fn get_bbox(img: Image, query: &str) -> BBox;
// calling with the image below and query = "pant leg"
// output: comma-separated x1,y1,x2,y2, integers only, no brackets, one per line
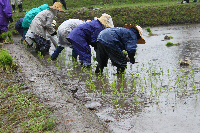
95,42,109,73
60,0,67,10
72,48,78,59
53,0,57,4
69,39,91,64
34,34,50,55
97,42,127,70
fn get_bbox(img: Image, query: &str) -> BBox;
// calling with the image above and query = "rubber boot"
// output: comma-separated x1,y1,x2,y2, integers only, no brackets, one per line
61,1,68,10
117,67,125,74
0,35,4,43
12,5,16,13
51,46,64,60
40,45,46,56
72,48,78,60
95,65,104,73
18,4,26,12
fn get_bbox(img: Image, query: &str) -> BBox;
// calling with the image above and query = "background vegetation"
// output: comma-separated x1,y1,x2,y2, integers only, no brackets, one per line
9,0,200,34
0,48,56,132
2,0,200,132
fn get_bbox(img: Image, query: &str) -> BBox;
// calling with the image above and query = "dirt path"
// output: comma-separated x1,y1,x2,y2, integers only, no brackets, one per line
4,43,109,133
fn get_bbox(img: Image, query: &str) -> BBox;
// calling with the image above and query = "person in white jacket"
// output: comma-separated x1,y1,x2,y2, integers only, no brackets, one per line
25,20,58,48
29,2,65,56
51,19,90,60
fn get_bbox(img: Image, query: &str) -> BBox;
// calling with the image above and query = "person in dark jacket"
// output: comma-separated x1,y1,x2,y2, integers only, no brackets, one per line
0,0,13,43
15,18,25,43
66,13,114,67
95,24,145,74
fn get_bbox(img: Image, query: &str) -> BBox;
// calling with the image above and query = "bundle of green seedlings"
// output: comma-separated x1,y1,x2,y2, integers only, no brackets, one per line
0,31,13,44
145,27,154,36
165,42,180,46
0,48,17,70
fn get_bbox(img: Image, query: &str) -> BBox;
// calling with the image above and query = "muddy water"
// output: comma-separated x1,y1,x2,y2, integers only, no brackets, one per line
23,23,200,132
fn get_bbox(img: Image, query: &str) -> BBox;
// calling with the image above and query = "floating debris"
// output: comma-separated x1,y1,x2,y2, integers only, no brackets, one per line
164,35,173,40
180,59,190,66
166,42,180,46
164,35,170,40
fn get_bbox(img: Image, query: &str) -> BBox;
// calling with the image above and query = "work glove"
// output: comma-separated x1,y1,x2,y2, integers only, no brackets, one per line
128,52,136,64
8,17,13,23
50,31,57,36
51,46,64,60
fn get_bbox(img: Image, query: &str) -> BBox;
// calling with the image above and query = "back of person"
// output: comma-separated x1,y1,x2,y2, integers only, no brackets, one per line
0,0,13,32
22,4,48,32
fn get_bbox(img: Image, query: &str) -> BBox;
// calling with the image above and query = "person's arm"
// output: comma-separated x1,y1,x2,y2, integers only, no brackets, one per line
46,11,56,35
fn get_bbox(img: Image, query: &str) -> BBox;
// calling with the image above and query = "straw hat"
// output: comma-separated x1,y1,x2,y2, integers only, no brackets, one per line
123,24,145,44
49,2,65,12
98,13,114,28
86,20,91,22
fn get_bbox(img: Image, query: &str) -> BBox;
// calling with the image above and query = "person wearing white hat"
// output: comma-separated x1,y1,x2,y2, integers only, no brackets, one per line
66,13,114,67
29,2,65,56
51,19,86,60
95,24,145,74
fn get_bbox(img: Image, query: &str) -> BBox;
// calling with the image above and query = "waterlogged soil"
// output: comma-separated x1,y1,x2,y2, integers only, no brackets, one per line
3,42,109,132
8,23,200,133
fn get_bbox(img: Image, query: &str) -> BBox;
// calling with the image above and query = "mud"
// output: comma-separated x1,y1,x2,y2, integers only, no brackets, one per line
4,42,109,133
6,23,200,133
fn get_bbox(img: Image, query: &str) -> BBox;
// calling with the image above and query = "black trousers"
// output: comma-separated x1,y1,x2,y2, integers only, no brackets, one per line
96,42,127,71
53,0,67,9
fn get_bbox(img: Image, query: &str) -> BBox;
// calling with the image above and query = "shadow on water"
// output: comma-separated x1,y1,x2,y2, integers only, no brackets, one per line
23,23,200,133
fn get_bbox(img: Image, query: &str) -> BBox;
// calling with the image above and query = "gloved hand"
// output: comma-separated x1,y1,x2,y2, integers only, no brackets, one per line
128,52,136,64
50,31,57,36
51,46,64,60
8,17,13,23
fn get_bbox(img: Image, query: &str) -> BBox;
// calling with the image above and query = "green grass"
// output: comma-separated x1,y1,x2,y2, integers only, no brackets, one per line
8,0,200,35
0,48,15,70
0,83,56,132
0,51,56,132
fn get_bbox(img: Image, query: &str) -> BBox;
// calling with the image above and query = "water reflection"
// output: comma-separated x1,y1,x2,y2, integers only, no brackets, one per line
26,23,200,133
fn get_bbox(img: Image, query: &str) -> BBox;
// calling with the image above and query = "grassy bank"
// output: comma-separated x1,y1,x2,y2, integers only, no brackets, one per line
58,2,200,27
0,48,56,132
8,0,200,34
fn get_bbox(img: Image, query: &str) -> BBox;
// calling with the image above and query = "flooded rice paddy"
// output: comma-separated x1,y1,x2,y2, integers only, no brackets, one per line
25,23,200,132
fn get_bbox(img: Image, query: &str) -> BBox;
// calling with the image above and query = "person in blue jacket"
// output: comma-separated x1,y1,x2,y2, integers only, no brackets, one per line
95,24,145,74
66,13,114,67
13,4,49,44
15,18,25,43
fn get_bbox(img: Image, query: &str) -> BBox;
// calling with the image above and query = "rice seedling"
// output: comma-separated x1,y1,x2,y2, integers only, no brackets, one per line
166,42,180,47
145,27,154,35
134,93,138,106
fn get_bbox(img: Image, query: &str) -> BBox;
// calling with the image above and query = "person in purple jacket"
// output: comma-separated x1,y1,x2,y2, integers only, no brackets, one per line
0,0,13,43
66,13,114,67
